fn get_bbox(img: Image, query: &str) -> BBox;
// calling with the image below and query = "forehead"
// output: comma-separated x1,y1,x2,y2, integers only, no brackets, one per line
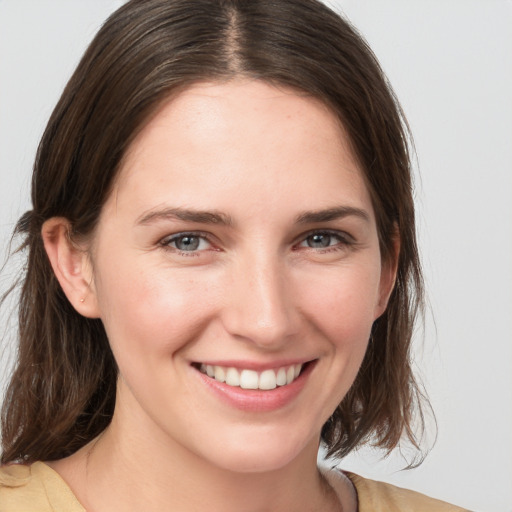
108,79,373,222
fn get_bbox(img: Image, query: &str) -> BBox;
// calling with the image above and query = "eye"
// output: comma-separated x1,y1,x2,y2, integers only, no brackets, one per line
296,230,353,251
161,232,212,253
304,233,336,248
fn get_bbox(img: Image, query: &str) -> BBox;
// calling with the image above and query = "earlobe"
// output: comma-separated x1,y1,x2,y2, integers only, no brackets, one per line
41,218,100,318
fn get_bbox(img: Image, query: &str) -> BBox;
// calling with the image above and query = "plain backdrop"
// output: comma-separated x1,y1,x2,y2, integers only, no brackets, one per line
1,1,511,511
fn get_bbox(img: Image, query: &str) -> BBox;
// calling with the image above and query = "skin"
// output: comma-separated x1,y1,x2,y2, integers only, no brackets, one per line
43,80,397,512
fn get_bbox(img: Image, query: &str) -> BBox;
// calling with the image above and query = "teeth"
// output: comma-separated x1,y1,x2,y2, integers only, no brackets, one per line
199,363,304,390
240,369,259,389
276,367,287,386
259,369,277,390
286,366,295,385
214,366,226,383
225,367,240,387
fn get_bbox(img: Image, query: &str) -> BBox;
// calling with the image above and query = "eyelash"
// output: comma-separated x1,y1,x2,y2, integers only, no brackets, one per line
158,229,354,257
159,231,215,256
294,230,355,253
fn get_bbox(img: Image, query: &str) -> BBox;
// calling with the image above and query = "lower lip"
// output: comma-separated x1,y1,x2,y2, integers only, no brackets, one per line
194,362,315,412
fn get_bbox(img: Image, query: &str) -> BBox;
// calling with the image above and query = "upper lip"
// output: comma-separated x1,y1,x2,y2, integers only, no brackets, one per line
191,359,315,371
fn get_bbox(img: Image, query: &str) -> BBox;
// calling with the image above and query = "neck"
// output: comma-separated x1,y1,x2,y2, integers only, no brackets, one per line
81,418,337,512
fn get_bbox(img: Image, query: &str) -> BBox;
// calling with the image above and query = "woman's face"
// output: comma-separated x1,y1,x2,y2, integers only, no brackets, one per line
85,80,395,473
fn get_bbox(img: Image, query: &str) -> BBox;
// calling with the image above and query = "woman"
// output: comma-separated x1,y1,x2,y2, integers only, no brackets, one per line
0,0,468,510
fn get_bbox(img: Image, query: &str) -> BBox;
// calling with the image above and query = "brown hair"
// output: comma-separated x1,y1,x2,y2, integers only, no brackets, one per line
1,0,426,464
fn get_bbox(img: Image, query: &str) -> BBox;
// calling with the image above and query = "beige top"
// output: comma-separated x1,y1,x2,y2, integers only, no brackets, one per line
0,461,471,511
0,462,84,512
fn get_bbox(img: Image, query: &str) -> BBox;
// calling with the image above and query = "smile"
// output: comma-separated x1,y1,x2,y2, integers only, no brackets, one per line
198,363,303,390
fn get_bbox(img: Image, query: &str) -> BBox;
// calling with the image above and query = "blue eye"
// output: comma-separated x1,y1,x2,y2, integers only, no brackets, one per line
301,233,341,249
163,233,211,252
300,232,346,249
305,233,335,248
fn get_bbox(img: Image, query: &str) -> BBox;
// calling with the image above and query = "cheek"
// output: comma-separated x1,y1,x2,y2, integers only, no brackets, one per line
93,259,218,363
291,265,381,418
297,263,382,345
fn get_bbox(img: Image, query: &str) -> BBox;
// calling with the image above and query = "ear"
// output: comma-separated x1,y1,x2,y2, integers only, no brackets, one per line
42,217,100,318
374,229,400,319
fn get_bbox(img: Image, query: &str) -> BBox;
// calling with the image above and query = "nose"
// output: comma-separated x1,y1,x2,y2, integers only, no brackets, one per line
220,252,299,349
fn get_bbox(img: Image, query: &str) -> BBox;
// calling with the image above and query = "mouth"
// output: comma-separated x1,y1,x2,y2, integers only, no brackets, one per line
192,362,310,391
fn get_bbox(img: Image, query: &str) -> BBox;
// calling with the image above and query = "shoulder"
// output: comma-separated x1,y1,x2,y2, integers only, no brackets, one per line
0,462,84,512
345,472,472,512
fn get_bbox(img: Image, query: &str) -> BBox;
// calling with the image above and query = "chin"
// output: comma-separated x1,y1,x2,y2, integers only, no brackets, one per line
212,452,300,475
196,428,319,475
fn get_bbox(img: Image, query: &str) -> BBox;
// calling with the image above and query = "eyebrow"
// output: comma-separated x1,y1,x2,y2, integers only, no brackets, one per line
295,206,370,224
136,205,370,227
136,207,233,226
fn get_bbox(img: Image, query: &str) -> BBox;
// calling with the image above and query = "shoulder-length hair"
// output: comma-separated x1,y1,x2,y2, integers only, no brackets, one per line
1,0,425,464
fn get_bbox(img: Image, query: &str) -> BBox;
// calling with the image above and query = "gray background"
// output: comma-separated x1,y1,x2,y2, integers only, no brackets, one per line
1,1,511,511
